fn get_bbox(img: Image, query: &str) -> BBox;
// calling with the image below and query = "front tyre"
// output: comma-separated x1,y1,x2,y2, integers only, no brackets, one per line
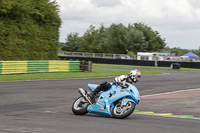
112,101,135,119
72,96,89,115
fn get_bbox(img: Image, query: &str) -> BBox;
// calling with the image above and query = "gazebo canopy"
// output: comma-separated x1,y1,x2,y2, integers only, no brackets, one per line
181,52,199,58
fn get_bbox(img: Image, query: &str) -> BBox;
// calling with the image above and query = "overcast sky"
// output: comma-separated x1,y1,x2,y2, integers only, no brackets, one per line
53,0,200,50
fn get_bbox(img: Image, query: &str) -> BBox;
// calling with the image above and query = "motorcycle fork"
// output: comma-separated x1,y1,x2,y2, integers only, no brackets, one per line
78,88,93,105
121,98,125,107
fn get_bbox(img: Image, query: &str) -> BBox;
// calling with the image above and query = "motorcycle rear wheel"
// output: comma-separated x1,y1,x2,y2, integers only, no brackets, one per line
72,96,89,115
112,101,135,119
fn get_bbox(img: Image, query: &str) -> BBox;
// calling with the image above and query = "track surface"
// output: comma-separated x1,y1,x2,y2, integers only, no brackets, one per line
0,66,200,133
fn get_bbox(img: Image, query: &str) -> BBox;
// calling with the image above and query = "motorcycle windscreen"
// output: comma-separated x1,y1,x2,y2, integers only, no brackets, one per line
87,84,98,91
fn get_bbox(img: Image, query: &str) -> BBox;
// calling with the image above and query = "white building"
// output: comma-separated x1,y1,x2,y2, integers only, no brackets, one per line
137,52,175,61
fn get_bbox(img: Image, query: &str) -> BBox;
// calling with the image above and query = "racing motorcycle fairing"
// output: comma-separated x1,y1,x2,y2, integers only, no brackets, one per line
87,83,140,116
88,84,98,91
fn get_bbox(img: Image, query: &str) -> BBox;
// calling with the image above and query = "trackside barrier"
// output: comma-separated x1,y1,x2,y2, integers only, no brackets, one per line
58,56,200,69
0,60,80,75
28,61,49,73
171,63,181,69
80,60,92,72
70,61,81,72
1,61,28,74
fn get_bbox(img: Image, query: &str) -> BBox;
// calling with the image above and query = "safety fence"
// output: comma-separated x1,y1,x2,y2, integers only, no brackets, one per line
58,51,137,59
0,60,80,75
59,56,200,69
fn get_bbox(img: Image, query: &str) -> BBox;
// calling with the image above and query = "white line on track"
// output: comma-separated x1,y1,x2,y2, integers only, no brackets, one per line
139,87,200,120
134,113,200,120
141,88,200,97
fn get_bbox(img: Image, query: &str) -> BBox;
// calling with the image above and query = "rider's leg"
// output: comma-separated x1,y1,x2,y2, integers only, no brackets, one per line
88,81,109,101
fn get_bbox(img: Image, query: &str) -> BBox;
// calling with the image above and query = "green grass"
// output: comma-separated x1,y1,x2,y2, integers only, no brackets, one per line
94,63,200,72
0,68,162,81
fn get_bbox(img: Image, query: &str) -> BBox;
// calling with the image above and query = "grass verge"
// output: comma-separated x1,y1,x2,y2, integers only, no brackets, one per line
94,63,200,72
0,68,162,81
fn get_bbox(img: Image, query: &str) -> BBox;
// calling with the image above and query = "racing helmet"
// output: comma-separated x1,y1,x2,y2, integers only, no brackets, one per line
129,69,141,83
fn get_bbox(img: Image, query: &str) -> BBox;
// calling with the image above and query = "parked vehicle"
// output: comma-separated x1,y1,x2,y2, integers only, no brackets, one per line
165,56,182,61
116,55,133,60
72,83,140,119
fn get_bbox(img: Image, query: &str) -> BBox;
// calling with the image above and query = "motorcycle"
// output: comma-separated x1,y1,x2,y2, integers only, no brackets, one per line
72,82,140,119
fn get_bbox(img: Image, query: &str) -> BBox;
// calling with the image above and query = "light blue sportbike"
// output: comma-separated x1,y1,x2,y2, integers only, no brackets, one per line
72,82,140,119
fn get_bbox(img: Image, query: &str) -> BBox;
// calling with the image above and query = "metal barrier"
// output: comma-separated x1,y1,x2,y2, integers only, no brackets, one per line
58,51,137,59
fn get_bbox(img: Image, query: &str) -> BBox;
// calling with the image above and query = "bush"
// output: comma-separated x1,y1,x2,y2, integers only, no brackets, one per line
0,0,61,60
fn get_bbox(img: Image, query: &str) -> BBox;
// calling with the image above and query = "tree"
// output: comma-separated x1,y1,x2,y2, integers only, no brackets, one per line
104,24,127,54
134,23,166,52
78,25,98,52
62,33,82,52
93,24,107,53
0,0,61,60
125,24,148,54
62,23,167,55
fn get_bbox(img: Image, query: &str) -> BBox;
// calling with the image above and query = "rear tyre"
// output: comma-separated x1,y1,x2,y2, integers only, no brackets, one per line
112,101,135,119
72,96,89,115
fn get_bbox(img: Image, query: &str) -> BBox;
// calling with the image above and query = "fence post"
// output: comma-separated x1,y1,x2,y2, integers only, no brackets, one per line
87,61,92,72
153,54,158,67
80,60,85,72
80,60,92,72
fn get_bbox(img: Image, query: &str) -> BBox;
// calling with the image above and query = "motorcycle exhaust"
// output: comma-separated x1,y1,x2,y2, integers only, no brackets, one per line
78,88,93,105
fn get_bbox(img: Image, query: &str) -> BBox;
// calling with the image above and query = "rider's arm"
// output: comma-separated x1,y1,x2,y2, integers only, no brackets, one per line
114,75,127,86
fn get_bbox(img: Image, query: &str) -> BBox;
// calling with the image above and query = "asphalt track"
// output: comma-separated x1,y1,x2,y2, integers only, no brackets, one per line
0,66,200,133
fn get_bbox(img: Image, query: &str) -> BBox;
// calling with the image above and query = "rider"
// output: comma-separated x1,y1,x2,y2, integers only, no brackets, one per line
88,69,141,101
114,69,141,86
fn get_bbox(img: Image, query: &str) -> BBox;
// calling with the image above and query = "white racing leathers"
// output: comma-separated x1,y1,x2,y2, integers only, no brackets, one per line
114,75,129,86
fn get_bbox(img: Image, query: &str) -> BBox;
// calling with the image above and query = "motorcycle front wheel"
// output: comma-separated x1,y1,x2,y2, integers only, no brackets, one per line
112,101,135,119
72,96,89,115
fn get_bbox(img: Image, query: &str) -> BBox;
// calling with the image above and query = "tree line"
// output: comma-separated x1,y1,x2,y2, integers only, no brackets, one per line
61,23,167,55
0,0,61,60
61,23,200,57
161,46,200,57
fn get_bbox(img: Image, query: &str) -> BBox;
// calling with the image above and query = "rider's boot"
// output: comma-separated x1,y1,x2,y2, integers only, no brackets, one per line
88,86,101,103
88,81,110,103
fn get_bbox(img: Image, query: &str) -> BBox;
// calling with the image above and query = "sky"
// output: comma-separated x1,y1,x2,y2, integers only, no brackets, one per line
53,0,200,50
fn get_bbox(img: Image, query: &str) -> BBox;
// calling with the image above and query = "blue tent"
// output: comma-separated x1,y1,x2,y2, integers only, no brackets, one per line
181,52,199,58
